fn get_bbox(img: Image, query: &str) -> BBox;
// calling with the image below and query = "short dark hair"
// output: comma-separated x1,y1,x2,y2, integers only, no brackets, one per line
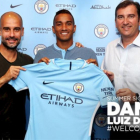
53,9,75,26
115,0,140,19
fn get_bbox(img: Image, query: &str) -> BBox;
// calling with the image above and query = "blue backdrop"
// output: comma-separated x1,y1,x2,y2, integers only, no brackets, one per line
0,0,140,139
2,0,140,66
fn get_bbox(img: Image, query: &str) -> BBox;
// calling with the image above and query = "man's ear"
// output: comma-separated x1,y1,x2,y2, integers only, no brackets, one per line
52,26,55,34
115,19,117,28
73,25,76,33
21,27,24,36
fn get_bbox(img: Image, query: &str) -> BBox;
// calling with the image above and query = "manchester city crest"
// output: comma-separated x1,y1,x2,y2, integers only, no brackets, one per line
35,0,49,14
94,24,109,38
34,44,46,55
95,113,107,127
73,83,84,93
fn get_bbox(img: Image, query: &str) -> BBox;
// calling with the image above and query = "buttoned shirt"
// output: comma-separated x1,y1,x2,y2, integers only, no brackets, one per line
34,43,97,63
101,33,140,94
54,43,75,58
101,33,140,126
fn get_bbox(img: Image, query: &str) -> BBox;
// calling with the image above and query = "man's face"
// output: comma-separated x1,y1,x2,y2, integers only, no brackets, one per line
115,5,140,39
0,14,24,49
52,13,76,43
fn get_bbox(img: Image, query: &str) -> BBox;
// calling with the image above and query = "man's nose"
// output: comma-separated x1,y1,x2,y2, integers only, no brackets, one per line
62,24,66,30
123,17,129,25
9,30,14,37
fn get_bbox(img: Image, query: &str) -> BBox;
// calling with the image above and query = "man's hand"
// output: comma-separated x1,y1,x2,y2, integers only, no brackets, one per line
86,59,98,66
4,66,26,80
0,66,26,88
75,42,84,48
38,57,50,64
116,88,136,103
103,70,114,82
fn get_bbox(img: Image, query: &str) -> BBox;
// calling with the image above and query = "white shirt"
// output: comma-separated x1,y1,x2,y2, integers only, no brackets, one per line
101,33,140,126
101,33,140,93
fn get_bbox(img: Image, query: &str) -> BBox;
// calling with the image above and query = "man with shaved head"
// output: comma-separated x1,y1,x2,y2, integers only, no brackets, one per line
0,12,33,140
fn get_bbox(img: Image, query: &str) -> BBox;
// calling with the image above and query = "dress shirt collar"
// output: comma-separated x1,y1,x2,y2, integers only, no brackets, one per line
133,32,140,47
116,32,140,48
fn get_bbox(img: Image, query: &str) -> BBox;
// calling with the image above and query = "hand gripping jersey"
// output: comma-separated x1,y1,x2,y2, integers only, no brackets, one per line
9,59,117,140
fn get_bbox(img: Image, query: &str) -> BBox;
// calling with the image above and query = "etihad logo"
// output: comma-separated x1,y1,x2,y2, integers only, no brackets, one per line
10,4,22,8
41,93,83,108
31,27,51,34
17,48,27,52
56,4,76,8
55,4,76,10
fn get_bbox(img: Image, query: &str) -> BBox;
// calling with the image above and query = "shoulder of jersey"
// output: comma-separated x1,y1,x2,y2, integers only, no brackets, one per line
87,63,105,76
23,62,46,70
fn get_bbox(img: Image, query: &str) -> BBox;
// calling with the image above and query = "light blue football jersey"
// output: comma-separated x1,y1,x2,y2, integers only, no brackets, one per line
9,59,117,140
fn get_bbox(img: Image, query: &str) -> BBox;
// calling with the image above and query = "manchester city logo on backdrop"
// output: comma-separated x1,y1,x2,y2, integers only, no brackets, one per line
35,0,49,14
94,24,109,38
73,83,84,93
34,44,46,55
95,114,107,127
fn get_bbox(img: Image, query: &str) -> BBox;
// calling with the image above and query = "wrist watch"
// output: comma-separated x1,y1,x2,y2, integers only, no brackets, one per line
135,93,139,102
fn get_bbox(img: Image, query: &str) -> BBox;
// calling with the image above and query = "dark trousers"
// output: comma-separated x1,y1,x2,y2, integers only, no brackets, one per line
0,123,25,140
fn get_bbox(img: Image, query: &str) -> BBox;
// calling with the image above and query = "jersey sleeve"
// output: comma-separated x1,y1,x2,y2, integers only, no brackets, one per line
8,63,46,92
98,75,118,107
8,75,28,92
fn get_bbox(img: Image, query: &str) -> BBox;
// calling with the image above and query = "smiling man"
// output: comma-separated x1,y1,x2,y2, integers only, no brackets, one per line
52,10,76,50
34,9,98,140
101,0,140,139
0,12,33,140
34,10,97,65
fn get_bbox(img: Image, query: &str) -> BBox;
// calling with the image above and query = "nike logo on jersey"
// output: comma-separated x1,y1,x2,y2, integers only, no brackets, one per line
10,4,22,8
43,81,54,85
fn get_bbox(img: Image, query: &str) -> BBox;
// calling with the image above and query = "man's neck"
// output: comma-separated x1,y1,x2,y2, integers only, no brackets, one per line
56,40,73,51
122,32,139,48
0,44,17,62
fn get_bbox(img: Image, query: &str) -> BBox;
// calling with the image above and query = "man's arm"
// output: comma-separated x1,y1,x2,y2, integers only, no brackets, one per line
103,70,114,82
0,66,26,88
101,55,114,82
